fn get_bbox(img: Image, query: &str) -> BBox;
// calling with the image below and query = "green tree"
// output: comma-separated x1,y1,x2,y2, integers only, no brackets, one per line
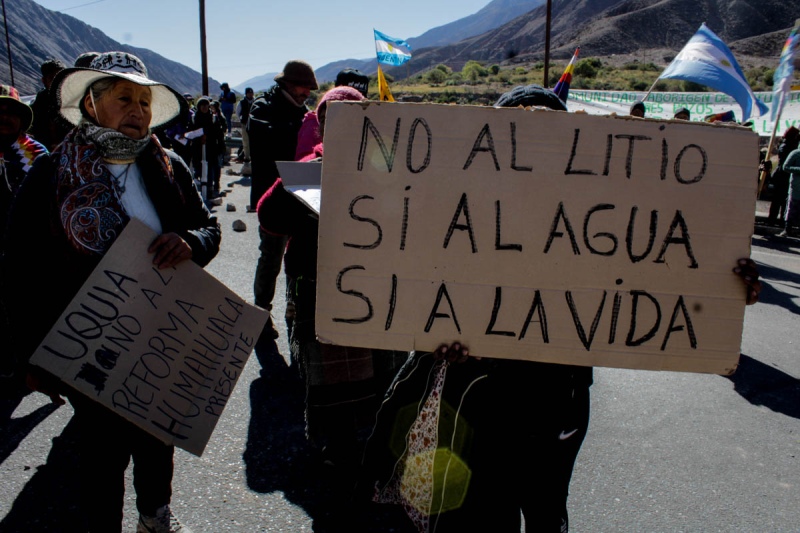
462,60,489,83
425,68,447,85
574,57,602,78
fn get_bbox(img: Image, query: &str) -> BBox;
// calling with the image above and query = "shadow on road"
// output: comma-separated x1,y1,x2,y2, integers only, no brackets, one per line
0,414,86,532
725,354,800,420
242,338,414,532
752,231,800,258
0,385,59,467
749,260,800,316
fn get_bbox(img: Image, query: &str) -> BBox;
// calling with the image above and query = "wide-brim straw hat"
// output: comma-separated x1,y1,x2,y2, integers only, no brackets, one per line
52,51,185,128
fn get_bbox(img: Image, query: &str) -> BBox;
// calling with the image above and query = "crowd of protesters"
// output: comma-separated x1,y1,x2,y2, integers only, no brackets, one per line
0,51,768,533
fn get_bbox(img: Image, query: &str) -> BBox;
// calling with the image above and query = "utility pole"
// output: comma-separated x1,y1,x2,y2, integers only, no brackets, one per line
543,0,552,88
1,0,14,86
199,0,208,96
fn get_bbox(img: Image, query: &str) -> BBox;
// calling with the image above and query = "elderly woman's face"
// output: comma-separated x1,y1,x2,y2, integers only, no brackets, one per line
85,80,152,139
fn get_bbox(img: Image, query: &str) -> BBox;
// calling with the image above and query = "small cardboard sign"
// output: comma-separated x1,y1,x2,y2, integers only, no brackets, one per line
30,220,269,456
277,160,322,214
315,101,758,375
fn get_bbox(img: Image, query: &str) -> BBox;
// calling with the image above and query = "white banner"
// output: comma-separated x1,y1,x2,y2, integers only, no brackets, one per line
568,90,800,137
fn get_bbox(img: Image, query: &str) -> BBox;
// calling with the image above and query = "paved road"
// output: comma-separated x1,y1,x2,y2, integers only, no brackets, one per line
1,164,798,532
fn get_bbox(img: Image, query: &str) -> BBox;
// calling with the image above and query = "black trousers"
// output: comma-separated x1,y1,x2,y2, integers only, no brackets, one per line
70,395,174,532
362,355,592,533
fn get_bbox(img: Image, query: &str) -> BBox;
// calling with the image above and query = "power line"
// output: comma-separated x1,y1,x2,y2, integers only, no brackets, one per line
57,0,112,12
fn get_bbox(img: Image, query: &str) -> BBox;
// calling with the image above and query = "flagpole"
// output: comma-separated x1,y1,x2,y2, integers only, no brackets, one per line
543,0,552,87
757,98,786,196
640,78,660,105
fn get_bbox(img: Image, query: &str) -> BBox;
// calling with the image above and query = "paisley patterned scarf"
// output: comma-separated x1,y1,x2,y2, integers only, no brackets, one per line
54,122,180,255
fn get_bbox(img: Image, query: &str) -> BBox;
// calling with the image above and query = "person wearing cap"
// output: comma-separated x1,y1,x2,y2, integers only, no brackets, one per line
3,51,219,533
30,58,68,151
629,100,646,118
248,59,318,341
295,68,370,161
673,107,691,120
360,85,763,533
335,68,370,98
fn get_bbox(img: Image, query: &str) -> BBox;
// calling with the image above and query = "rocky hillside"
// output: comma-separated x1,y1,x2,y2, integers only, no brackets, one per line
311,0,545,83
1,0,220,95
408,0,544,49
386,0,800,77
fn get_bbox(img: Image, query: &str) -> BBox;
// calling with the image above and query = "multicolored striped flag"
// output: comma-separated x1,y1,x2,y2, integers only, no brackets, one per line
375,29,412,67
553,47,579,104
771,23,800,122
657,23,768,122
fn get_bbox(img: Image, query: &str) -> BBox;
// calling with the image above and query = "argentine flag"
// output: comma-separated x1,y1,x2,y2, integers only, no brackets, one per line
375,29,412,67
658,23,768,122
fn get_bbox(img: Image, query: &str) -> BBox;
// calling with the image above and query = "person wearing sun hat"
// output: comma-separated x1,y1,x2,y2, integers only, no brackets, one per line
0,85,47,236
247,59,318,342
0,85,48,382
3,51,218,533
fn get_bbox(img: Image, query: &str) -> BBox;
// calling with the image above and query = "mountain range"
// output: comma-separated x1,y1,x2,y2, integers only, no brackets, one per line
3,0,799,97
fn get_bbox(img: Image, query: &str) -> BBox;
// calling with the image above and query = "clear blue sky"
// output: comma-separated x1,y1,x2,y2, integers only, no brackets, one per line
32,0,492,86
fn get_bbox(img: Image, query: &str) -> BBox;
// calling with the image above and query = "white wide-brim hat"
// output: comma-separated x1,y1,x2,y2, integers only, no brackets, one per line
52,51,185,128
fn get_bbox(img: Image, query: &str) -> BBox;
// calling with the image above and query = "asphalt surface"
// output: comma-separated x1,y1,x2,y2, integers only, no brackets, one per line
1,162,798,532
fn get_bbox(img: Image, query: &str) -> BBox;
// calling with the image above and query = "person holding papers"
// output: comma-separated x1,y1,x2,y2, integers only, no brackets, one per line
191,96,225,197
257,84,407,475
3,51,219,533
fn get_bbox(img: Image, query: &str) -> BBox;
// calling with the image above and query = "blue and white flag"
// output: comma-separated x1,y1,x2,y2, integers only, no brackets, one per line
658,23,768,122
374,29,412,67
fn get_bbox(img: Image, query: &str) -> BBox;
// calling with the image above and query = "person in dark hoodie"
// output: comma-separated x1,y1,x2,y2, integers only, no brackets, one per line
247,59,318,340
358,85,763,533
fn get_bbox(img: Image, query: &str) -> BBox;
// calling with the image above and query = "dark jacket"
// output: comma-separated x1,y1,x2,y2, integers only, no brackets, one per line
191,110,225,164
29,88,72,151
247,84,308,206
2,145,221,369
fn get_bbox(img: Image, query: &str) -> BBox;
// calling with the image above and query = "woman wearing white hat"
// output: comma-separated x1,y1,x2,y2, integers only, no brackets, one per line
3,51,219,533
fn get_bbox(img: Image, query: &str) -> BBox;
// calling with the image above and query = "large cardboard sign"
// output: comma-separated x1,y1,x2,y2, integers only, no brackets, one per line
316,101,759,374
30,220,269,456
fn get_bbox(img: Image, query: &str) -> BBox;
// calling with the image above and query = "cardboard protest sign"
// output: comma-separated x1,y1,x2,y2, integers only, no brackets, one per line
30,219,269,456
315,101,759,374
